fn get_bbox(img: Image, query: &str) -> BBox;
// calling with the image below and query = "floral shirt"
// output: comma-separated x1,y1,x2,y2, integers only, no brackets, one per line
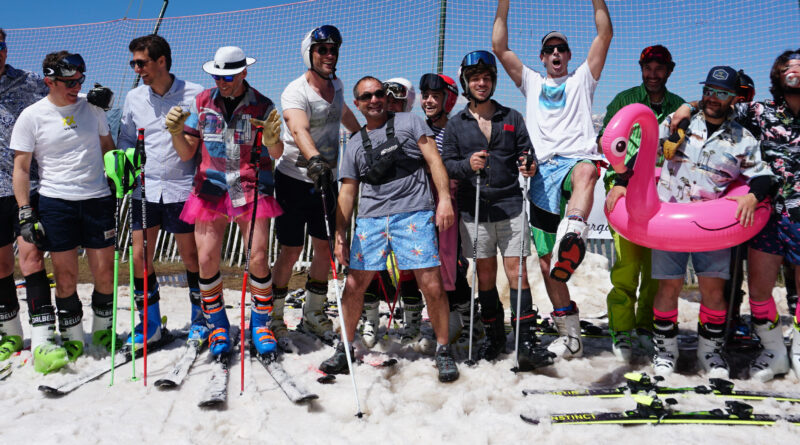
656,112,772,203
733,100,800,219
0,65,48,197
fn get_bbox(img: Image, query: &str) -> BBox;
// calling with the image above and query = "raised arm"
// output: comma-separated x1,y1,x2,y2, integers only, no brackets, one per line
492,0,525,87
586,0,613,81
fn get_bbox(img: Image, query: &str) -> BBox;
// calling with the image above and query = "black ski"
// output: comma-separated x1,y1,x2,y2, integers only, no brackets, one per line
521,395,800,426
522,372,800,403
198,326,239,407
252,348,318,404
154,337,205,389
38,329,176,396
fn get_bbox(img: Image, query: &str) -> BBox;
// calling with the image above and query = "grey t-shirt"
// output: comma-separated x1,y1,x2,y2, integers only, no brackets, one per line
339,112,434,218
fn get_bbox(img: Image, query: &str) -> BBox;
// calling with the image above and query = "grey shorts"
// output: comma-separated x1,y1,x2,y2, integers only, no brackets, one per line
459,211,531,259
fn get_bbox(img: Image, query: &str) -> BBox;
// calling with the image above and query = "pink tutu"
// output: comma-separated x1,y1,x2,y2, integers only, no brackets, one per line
180,193,283,224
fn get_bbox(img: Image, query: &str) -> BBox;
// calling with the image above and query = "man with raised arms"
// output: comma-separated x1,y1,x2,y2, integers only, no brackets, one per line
492,0,612,360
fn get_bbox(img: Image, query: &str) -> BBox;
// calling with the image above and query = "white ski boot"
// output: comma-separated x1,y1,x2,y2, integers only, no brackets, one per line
750,317,790,382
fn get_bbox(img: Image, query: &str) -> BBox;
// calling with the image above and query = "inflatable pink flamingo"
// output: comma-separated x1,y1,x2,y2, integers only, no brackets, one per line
601,103,771,252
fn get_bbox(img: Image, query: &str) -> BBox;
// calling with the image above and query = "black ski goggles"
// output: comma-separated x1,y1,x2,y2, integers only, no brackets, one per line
311,25,342,45
461,50,495,69
383,82,408,100
44,54,86,78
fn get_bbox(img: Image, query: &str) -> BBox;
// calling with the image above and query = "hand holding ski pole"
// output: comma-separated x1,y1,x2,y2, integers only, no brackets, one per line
517,149,537,177
470,150,488,173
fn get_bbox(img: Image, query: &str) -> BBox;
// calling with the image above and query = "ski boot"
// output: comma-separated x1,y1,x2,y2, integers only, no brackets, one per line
0,308,23,361
435,344,459,382
31,309,69,374
188,303,210,342
749,316,790,382
791,316,800,379
452,302,485,357
250,287,278,355
57,298,85,362
514,313,555,371
360,300,380,348
652,321,679,377
202,293,231,356
550,217,588,282
401,303,424,345
697,322,729,379
636,328,656,357
127,300,162,350
90,292,116,352
302,278,337,344
546,302,583,359
478,315,507,361
611,330,635,363
319,342,354,375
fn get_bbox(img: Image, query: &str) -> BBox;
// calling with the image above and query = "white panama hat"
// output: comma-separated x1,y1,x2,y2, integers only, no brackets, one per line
202,46,256,75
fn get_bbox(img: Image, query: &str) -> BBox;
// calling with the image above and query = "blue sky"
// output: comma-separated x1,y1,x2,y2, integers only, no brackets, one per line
4,1,800,119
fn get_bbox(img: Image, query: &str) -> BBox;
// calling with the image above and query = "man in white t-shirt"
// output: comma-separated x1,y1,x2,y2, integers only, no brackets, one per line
492,0,612,359
11,51,117,374
271,25,360,346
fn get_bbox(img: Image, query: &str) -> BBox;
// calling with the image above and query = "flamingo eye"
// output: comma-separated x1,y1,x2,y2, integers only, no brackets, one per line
611,137,627,158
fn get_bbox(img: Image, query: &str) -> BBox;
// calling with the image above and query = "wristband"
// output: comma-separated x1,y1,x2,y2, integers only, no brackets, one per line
682,102,697,114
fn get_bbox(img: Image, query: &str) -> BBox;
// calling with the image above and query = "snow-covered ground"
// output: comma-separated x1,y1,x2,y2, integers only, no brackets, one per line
2,252,799,444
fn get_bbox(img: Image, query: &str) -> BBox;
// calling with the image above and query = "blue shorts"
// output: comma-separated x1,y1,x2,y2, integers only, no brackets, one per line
750,212,800,265
651,248,731,280
350,210,440,271
38,195,116,252
132,198,194,234
274,170,336,246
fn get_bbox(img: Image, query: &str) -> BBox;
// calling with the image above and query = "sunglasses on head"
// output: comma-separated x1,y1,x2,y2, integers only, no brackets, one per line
44,54,86,78
212,74,236,82
314,45,338,57
542,44,570,55
55,74,86,88
356,89,386,101
129,58,150,69
703,87,736,100
0,42,6,51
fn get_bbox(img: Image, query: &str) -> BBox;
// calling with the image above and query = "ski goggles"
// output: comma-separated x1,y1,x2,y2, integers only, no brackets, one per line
212,74,236,82
54,74,86,88
542,44,570,55
0,42,6,51
703,86,736,100
461,50,495,69
311,25,342,45
44,54,86,78
383,82,408,100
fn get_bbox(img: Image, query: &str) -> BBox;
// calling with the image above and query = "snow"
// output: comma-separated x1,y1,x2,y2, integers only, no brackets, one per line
2,252,799,444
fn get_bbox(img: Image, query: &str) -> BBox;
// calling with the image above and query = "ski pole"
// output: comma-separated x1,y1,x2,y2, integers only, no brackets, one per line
240,126,263,394
134,128,150,386
723,244,744,348
103,149,127,385
467,165,482,366
127,195,138,382
320,182,363,418
514,174,530,369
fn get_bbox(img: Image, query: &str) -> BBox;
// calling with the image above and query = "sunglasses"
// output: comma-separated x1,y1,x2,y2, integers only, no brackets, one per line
0,42,6,51
55,74,86,88
212,74,236,82
356,89,386,101
314,45,338,57
129,58,150,69
542,44,570,55
703,87,735,100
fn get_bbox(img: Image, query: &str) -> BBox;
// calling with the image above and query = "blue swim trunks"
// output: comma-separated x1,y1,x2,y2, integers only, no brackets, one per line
349,210,440,271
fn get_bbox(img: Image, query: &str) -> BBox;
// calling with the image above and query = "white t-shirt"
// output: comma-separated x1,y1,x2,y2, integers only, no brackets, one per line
11,97,111,200
519,61,600,162
276,74,345,183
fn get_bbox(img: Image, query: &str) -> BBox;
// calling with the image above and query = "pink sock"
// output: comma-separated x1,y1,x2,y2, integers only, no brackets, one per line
699,305,726,325
653,308,678,324
749,298,778,322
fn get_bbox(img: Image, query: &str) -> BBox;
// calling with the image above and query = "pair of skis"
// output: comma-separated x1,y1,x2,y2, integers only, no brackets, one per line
521,372,800,426
154,327,317,406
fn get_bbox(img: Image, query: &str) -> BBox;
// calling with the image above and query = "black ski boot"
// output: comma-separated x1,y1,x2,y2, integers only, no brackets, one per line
479,315,507,361
319,342,353,375
514,312,555,371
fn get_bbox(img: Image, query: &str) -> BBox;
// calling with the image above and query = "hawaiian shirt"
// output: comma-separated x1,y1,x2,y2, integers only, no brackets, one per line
656,111,772,203
184,82,275,208
733,100,800,219
0,65,48,197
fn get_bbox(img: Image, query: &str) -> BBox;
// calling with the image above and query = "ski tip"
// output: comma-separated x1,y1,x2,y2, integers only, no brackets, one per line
520,414,541,425
297,394,320,403
38,385,65,396
317,374,336,384
154,380,177,389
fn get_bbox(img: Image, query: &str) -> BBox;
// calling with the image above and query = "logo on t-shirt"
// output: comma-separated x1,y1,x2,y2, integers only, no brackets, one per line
62,115,77,130
539,83,567,110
